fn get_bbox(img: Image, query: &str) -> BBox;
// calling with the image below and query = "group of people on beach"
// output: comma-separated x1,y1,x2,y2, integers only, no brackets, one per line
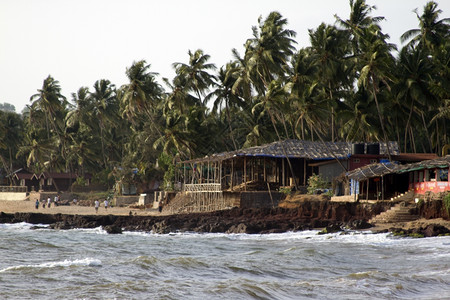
35,195,60,209
94,199,109,213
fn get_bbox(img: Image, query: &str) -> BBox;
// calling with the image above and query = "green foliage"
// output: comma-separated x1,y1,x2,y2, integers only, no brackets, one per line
279,187,292,196
307,174,330,194
444,193,450,216
75,176,86,186
417,198,424,209
0,102,16,112
158,152,175,191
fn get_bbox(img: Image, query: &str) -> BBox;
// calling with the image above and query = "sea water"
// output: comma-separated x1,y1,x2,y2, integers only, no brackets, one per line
1,223,449,300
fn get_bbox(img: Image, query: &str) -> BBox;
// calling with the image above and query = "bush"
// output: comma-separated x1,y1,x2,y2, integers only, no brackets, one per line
307,174,330,195
444,193,450,216
279,187,292,196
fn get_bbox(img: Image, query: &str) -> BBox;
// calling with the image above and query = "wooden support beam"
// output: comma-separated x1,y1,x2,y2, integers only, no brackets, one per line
244,157,247,191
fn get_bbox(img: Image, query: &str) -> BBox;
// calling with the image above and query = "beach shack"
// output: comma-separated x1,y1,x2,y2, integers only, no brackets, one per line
173,139,398,212
38,172,91,192
13,171,40,192
345,154,447,201
398,155,450,196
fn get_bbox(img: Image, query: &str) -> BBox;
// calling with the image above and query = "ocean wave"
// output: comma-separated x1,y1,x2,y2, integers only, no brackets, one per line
0,258,102,273
0,222,49,231
67,226,107,234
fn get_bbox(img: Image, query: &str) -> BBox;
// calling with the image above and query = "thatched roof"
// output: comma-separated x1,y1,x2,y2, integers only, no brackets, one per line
346,161,400,181
396,155,450,173
182,139,399,164
347,155,450,181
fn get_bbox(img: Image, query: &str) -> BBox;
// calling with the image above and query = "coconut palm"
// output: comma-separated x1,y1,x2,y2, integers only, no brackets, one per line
210,62,245,150
400,1,450,52
335,0,384,56
357,24,397,160
65,87,91,129
395,46,435,152
308,23,352,141
121,60,163,129
172,49,217,105
90,79,117,168
243,12,296,95
29,75,67,139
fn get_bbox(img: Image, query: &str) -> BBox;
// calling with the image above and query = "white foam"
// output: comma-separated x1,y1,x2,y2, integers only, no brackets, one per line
67,226,107,234
0,258,102,273
0,222,49,231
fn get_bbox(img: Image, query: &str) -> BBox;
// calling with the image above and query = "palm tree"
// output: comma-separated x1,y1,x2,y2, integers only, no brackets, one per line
401,1,450,52
243,12,297,95
153,108,196,160
65,87,90,129
335,0,384,56
30,75,67,139
357,24,397,160
16,133,55,173
90,79,117,168
395,46,435,152
308,23,351,141
120,60,163,131
210,62,245,150
172,49,217,105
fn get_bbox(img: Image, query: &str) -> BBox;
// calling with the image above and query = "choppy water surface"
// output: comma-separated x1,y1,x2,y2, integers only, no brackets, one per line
1,223,449,299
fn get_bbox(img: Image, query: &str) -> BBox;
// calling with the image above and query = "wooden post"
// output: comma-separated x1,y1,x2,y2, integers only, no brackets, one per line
219,162,222,188
263,157,266,182
183,163,186,189
244,157,247,191
303,159,307,186
282,159,285,186
231,160,234,189
366,179,369,201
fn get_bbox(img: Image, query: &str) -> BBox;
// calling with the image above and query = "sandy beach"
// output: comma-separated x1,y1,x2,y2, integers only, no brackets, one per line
0,200,161,216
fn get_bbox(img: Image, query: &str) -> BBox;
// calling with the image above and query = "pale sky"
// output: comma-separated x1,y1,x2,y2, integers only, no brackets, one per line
1,0,449,113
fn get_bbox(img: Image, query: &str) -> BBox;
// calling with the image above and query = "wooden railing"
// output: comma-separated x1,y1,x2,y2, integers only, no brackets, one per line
184,183,221,192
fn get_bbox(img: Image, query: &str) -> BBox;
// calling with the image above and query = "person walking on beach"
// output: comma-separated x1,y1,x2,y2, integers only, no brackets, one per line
35,199,39,209
47,197,52,208
104,199,109,210
94,200,100,213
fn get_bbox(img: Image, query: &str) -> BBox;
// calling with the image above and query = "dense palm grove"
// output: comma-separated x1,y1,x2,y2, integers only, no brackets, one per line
1,1,449,190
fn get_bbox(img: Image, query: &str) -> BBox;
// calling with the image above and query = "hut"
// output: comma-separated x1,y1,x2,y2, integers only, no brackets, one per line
38,172,92,192
174,139,399,211
345,154,448,201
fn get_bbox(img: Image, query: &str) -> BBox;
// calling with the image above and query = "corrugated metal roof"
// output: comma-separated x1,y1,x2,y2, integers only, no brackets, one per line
182,139,399,164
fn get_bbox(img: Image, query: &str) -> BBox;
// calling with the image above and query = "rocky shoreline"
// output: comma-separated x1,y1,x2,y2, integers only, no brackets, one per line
1,200,449,237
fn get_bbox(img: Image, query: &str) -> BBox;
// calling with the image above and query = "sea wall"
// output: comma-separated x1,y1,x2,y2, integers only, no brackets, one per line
0,200,394,234
419,200,450,220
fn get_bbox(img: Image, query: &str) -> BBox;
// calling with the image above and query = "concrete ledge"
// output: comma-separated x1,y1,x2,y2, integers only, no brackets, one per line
115,195,139,207
0,192,28,201
331,195,358,202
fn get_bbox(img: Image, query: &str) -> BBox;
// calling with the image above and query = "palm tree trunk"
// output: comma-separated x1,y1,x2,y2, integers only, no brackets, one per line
225,101,238,150
267,109,298,190
404,101,415,153
371,79,392,161
420,111,433,153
